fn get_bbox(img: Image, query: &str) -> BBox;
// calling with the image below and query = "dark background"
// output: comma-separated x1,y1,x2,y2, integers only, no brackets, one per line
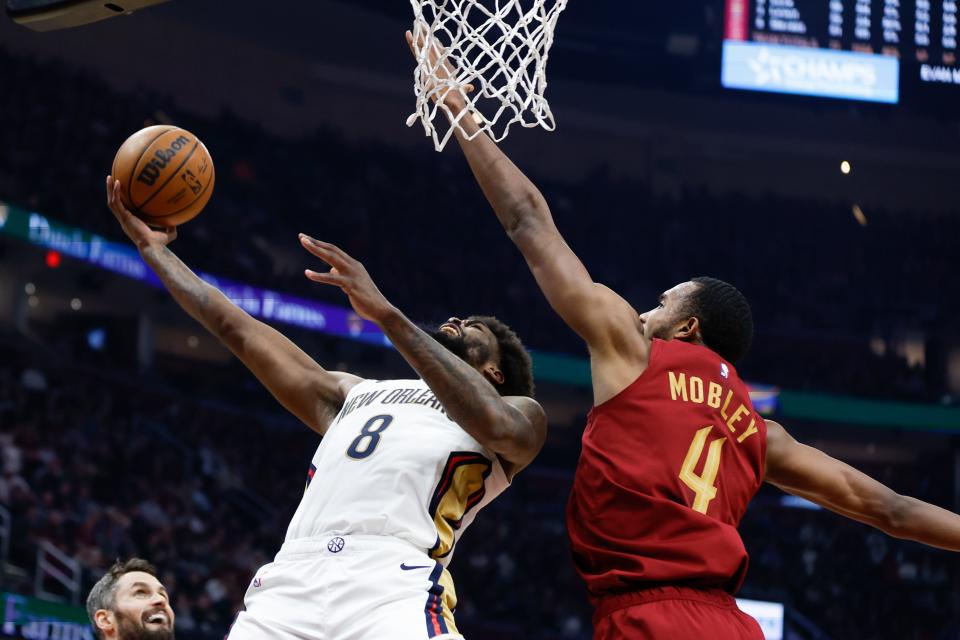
1,1,959,639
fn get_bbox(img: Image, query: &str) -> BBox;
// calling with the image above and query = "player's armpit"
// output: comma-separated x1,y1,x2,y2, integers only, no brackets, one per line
492,396,548,479
764,421,960,551
217,313,363,435
515,228,648,405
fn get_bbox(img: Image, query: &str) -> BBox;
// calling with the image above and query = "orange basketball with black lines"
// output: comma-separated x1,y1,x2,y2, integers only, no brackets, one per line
111,125,215,227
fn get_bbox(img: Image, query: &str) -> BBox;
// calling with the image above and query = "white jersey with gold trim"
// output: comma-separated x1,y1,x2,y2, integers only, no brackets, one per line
284,378,510,566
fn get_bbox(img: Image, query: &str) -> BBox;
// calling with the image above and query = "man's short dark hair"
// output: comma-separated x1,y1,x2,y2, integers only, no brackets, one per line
686,277,753,364
86,558,158,638
471,316,535,397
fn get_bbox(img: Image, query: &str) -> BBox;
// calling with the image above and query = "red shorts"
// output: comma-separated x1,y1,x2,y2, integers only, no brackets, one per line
593,586,765,640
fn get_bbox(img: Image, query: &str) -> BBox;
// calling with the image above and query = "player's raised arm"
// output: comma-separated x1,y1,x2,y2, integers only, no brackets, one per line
765,420,960,551
299,234,547,475
106,177,361,434
405,32,645,377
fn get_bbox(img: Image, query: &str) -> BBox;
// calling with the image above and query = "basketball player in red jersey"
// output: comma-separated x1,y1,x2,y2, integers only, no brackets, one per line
407,30,960,639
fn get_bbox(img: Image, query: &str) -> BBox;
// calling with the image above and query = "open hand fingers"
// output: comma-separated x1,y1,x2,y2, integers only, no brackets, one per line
304,267,348,288
300,236,368,291
106,175,117,210
106,176,134,220
406,30,417,56
113,180,133,215
299,234,337,264
406,29,474,97
106,176,128,222
406,28,445,71
406,28,433,57
299,234,354,268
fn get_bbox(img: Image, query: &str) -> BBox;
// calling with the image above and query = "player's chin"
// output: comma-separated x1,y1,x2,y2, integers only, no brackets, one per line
139,614,174,637
429,328,470,358
429,327,459,345
140,626,175,640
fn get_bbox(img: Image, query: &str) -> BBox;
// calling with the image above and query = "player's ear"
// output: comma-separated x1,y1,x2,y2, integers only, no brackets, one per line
673,316,700,341
94,609,115,635
483,364,505,387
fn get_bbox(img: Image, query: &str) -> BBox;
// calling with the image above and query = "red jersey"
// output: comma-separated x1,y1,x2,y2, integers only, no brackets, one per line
566,338,766,602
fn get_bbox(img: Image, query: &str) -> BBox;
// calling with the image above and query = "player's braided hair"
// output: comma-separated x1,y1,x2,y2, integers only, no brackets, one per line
471,315,535,398
86,558,159,638
686,277,753,364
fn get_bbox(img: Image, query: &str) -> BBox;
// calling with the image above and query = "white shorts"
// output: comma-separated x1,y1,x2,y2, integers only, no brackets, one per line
227,534,464,640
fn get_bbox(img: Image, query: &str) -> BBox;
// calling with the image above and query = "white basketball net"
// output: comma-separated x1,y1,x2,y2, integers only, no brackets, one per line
406,0,568,152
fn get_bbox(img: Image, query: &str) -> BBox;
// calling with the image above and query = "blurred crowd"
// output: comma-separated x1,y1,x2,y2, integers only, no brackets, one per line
0,339,284,637
0,46,955,403
741,487,960,639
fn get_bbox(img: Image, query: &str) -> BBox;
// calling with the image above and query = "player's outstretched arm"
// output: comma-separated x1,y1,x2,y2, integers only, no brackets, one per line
405,32,646,390
765,420,960,551
300,234,547,475
106,177,361,434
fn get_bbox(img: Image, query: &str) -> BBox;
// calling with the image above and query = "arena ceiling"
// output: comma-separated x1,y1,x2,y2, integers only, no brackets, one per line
0,0,957,212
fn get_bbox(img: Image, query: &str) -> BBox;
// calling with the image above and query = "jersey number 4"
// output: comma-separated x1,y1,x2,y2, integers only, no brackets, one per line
346,415,394,460
679,426,726,514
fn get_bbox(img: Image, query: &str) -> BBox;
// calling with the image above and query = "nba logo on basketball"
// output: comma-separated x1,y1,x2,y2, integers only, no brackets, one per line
720,363,729,379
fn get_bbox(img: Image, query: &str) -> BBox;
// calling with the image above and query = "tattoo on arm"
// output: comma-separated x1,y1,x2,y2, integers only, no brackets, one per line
380,310,509,434
141,246,229,334
456,133,552,237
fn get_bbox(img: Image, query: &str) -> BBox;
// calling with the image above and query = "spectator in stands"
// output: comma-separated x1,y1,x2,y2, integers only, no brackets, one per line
86,558,175,640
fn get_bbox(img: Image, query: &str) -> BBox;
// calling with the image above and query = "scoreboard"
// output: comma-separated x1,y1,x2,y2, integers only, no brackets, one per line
722,0,959,103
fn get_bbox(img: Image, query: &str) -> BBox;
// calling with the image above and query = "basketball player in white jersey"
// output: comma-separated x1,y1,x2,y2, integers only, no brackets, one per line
106,177,547,640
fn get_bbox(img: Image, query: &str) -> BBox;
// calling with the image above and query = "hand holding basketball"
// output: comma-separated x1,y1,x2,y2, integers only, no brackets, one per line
299,235,395,324
106,175,177,251
111,125,215,227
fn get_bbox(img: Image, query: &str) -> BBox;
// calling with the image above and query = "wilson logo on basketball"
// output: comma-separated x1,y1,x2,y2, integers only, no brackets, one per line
136,135,191,186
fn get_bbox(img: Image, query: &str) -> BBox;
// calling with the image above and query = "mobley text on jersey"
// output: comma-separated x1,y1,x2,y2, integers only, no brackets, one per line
667,371,760,445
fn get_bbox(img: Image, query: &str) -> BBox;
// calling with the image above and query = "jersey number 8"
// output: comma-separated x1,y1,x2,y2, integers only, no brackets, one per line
346,415,394,460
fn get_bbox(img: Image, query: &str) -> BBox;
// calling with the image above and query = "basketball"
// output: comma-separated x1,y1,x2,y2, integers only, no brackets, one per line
111,125,215,227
